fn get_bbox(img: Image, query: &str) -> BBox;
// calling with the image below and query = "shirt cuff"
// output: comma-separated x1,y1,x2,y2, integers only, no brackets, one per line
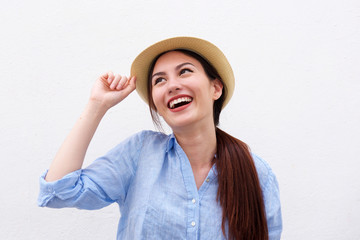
37,169,82,207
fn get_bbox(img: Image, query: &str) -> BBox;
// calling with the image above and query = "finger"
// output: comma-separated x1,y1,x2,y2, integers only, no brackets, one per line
100,72,109,81
110,74,121,90
107,71,115,84
121,76,137,96
116,76,128,90
128,76,136,89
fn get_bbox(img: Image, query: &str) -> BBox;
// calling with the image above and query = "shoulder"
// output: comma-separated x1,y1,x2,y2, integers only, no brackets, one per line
132,130,170,148
89,130,171,174
251,153,279,192
140,130,169,142
110,130,171,154
251,153,283,236
113,130,168,148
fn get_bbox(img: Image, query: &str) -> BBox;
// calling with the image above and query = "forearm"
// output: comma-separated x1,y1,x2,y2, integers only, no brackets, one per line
45,100,107,182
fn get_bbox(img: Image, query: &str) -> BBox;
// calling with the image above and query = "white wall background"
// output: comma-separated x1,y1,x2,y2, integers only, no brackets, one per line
0,0,359,239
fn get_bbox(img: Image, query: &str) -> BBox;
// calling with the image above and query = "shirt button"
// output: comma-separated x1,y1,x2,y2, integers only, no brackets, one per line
206,178,210,182
192,198,196,204
191,221,196,227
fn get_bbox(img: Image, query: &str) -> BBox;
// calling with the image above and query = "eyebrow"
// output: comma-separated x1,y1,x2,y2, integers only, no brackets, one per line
151,62,195,79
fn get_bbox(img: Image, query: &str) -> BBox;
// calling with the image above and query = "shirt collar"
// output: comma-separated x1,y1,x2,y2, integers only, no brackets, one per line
166,133,176,152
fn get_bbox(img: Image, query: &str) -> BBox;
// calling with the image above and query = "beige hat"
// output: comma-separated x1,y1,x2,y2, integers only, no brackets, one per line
131,36,235,108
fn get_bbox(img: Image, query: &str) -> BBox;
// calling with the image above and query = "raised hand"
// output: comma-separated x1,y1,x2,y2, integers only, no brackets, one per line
45,72,136,181
90,72,136,110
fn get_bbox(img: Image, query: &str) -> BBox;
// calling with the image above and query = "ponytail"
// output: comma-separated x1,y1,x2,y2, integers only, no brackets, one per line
215,128,268,240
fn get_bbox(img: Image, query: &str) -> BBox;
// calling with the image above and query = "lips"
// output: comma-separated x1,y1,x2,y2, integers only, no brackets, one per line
168,95,193,109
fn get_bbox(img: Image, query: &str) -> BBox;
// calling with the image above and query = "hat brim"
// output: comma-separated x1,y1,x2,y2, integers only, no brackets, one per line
130,36,234,109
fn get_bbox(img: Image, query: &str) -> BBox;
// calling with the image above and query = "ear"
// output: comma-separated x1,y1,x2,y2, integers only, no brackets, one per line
212,79,223,100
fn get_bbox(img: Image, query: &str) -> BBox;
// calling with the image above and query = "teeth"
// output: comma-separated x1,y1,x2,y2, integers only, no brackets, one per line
169,97,192,109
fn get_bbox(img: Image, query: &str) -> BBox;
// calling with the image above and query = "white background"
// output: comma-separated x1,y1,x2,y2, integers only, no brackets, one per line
0,0,359,239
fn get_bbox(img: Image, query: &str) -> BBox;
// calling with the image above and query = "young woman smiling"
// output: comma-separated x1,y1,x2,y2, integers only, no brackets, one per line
38,37,282,240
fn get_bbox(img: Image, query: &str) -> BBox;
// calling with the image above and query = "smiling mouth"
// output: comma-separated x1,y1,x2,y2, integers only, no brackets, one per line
168,97,193,109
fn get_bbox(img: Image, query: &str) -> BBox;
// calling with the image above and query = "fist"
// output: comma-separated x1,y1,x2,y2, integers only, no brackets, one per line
90,72,136,109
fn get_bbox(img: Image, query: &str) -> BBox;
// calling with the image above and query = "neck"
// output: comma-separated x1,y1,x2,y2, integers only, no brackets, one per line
173,122,217,170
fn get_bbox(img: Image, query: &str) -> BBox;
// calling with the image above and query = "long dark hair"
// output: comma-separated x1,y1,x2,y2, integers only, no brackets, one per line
147,49,268,240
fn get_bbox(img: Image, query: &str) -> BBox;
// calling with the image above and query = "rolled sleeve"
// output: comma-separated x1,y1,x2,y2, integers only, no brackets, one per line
38,131,146,210
38,169,83,207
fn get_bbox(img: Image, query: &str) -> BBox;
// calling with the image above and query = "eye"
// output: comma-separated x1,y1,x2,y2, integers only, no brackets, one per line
180,68,193,75
154,77,166,85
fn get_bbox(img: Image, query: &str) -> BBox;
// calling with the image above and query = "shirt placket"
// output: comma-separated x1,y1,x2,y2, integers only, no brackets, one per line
175,144,200,240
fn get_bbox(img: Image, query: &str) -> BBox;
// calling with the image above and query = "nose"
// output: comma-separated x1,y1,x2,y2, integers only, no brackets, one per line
167,77,181,94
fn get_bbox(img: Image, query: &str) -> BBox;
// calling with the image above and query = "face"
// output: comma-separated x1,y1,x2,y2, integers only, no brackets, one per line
150,51,223,131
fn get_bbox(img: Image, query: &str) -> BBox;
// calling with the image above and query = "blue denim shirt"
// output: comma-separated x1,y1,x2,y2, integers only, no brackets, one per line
38,130,282,239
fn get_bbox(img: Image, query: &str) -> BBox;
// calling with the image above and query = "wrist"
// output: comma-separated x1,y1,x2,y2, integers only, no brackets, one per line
86,99,108,118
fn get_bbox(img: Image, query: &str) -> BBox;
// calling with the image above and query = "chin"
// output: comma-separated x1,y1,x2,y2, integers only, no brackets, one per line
166,114,208,131
164,116,193,129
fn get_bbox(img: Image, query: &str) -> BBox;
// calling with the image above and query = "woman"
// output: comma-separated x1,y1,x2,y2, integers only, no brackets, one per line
38,37,282,239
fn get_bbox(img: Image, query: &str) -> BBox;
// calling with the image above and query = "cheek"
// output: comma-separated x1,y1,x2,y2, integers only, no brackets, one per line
151,89,163,110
